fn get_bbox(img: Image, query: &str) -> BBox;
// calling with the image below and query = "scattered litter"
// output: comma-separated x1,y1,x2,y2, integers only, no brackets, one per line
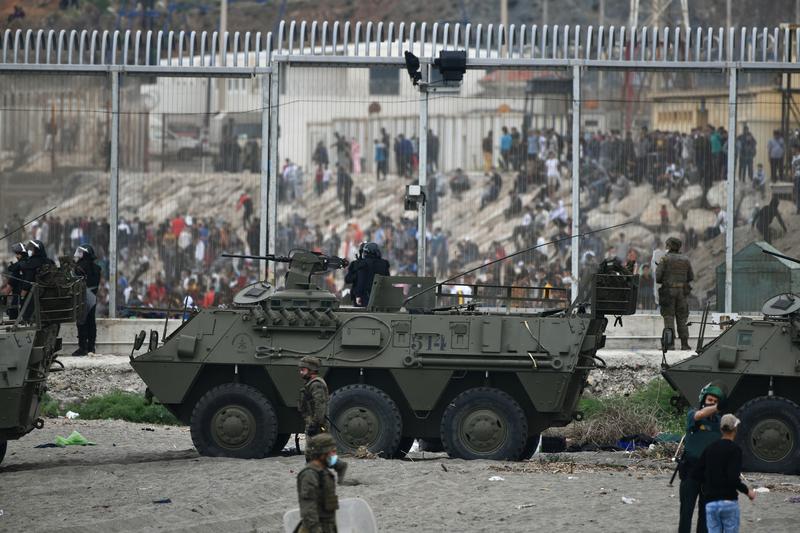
784,496,800,503
152,499,172,504
65,411,79,420
754,487,770,494
34,443,59,448
488,476,505,481
54,430,95,447
621,496,637,504
440,464,448,473
516,503,536,509
567,476,579,480
0,509,4,517
141,428,155,432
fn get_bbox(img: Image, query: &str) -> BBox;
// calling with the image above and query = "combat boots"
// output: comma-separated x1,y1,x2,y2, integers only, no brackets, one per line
680,338,692,350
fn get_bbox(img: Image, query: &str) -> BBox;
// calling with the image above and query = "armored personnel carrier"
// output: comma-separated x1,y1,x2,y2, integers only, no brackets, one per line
131,250,638,461
662,248,800,474
0,263,86,465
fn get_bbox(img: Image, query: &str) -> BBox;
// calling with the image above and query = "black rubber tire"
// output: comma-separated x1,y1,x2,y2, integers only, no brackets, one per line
190,383,278,459
271,433,292,455
328,384,403,458
392,437,415,459
736,396,800,474
520,434,542,459
440,387,528,460
418,438,444,452
0,440,6,465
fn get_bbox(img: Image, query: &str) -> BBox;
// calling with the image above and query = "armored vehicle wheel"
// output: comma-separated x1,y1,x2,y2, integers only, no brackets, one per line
190,383,278,459
736,396,800,474
440,387,528,460
271,433,291,455
0,440,6,465
328,384,403,458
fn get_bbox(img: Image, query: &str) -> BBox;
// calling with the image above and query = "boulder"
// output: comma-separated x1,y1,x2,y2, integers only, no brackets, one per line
640,196,682,229
676,185,704,212
587,210,628,231
705,180,729,208
684,208,717,233
622,224,655,248
612,184,653,219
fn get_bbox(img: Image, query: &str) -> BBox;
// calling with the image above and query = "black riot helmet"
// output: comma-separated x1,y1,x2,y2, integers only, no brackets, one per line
26,240,46,258
362,242,381,258
11,242,25,256
75,244,96,261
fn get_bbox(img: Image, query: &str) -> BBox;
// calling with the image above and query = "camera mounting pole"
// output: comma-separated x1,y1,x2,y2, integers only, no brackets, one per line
417,69,429,277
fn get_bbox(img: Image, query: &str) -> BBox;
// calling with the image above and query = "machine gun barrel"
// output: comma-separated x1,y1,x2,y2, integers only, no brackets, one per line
762,249,800,264
222,253,291,263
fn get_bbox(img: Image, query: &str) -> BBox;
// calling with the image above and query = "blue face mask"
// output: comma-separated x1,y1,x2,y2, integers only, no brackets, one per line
327,454,338,467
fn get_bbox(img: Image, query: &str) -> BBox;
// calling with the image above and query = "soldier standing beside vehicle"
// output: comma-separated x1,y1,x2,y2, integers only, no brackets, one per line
73,245,101,356
298,356,347,483
657,237,694,350
20,240,54,321
678,383,724,533
296,433,340,533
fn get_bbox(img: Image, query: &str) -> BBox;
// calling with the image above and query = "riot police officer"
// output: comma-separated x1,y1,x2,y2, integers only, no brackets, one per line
5,242,27,319
656,237,694,350
74,244,101,356
298,356,347,483
344,242,390,307
20,240,54,321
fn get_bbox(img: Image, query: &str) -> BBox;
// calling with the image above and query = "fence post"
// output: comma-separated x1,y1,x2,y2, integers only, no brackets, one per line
417,85,428,276
571,64,581,303
268,62,280,283
259,72,269,278
725,66,738,314
109,70,120,319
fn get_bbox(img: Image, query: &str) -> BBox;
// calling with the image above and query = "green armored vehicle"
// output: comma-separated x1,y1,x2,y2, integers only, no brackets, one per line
0,263,86,465
663,249,800,474
131,251,638,461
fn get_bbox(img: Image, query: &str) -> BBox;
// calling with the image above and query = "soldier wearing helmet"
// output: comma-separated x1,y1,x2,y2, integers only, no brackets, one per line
73,244,102,356
656,237,694,350
296,433,339,533
298,356,347,483
344,242,390,307
4,242,28,319
677,382,725,533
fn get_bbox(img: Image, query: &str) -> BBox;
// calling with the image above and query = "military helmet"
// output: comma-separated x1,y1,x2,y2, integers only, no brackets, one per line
306,433,336,456
698,382,727,405
298,356,321,371
11,242,25,255
26,240,45,257
666,237,682,251
362,242,381,258
75,244,96,260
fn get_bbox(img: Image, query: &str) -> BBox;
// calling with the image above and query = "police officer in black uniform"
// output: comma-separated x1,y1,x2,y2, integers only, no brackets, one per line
5,242,27,319
74,244,102,356
344,242,390,307
20,240,55,321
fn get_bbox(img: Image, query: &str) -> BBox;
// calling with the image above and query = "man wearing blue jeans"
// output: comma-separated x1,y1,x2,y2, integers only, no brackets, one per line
692,414,756,533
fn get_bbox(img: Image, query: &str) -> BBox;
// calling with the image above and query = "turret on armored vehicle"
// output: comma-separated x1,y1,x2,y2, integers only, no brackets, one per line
0,263,86,465
131,250,638,461
662,248,800,474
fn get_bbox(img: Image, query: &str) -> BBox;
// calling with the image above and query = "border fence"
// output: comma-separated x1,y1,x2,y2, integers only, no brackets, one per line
2,22,800,318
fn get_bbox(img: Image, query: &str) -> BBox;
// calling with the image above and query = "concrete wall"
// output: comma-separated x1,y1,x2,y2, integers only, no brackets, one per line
71,313,744,355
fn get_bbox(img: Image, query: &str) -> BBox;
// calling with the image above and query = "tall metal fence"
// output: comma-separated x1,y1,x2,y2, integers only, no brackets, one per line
2,23,800,317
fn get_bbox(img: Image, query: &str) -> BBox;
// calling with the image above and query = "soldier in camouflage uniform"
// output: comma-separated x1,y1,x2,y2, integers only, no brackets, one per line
298,356,347,482
296,433,339,533
656,237,694,350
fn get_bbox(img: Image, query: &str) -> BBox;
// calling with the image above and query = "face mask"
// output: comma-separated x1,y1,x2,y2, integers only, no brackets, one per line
27,250,33,257
327,454,338,467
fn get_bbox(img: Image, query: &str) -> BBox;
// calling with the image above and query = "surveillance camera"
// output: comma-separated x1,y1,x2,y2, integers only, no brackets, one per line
404,51,422,86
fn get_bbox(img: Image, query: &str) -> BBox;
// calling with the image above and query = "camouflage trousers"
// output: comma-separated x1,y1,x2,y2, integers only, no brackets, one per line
661,288,690,341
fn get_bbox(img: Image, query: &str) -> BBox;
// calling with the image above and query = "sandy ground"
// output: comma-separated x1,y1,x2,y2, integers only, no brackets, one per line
1,420,799,533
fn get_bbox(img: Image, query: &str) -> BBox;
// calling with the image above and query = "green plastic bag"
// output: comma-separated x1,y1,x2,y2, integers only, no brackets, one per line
54,430,96,447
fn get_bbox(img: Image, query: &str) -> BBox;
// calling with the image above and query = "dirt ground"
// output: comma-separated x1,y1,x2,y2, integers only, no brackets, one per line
1,420,799,533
